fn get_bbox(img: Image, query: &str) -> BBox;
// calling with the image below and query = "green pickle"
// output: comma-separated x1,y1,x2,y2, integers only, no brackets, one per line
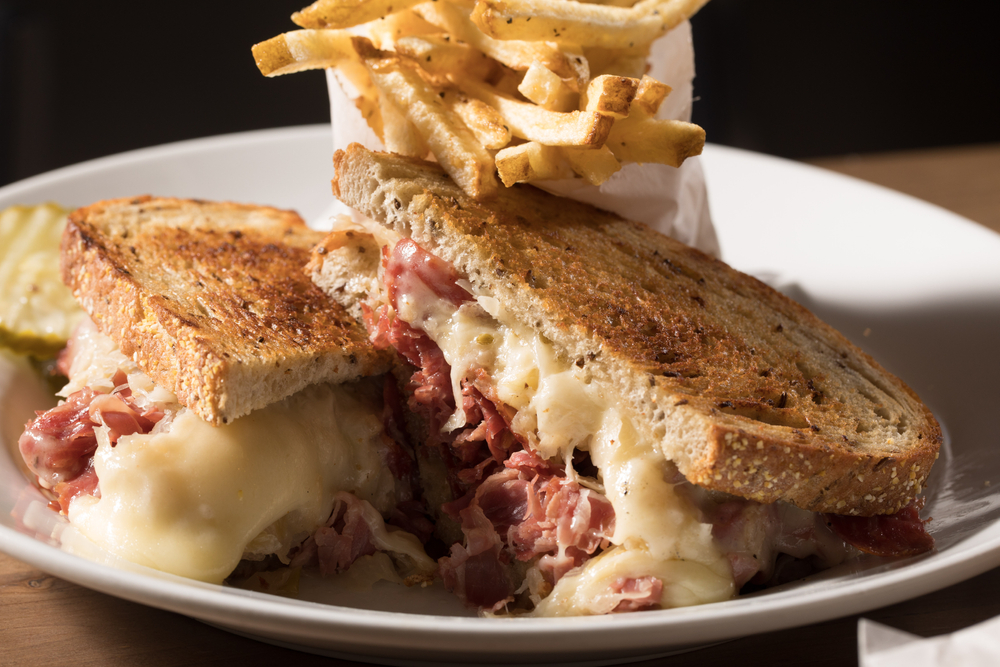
0,203,85,357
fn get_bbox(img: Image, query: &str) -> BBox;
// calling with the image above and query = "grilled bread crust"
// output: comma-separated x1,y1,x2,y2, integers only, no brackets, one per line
61,196,389,425
321,144,941,516
306,228,382,323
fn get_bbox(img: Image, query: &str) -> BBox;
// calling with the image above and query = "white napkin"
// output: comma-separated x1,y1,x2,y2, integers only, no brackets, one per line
858,616,1000,666
323,21,720,257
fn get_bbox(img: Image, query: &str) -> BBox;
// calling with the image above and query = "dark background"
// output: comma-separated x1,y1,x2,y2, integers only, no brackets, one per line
1,0,998,187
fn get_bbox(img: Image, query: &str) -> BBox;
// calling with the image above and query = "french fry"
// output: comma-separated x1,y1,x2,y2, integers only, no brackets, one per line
632,75,672,117
562,46,591,92
367,10,441,49
562,145,621,185
378,89,431,157
442,91,512,149
334,59,382,100
458,78,614,147
353,93,385,142
327,57,385,139
581,74,639,118
584,45,649,78
412,0,581,83
252,29,358,76
495,142,573,186
363,49,499,199
491,67,528,97
518,62,577,111
395,35,498,81
471,0,710,49
255,0,709,196
292,0,425,30
605,116,704,167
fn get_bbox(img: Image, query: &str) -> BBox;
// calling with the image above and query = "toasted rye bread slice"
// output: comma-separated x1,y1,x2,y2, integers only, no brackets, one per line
318,144,942,516
61,196,389,425
308,227,382,324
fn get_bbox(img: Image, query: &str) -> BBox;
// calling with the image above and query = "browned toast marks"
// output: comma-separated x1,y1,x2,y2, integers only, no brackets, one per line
324,144,941,516
62,196,389,425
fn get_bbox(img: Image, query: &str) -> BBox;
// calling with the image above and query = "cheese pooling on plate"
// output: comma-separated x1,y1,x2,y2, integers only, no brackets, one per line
19,318,433,584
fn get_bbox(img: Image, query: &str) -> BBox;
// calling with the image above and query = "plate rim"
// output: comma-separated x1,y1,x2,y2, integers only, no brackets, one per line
2,126,1000,662
0,125,332,203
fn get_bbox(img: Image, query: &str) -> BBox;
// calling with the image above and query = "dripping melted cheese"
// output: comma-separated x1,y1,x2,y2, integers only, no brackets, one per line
63,324,427,584
382,237,737,615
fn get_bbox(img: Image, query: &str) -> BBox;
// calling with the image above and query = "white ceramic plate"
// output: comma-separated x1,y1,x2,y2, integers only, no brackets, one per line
2,126,999,665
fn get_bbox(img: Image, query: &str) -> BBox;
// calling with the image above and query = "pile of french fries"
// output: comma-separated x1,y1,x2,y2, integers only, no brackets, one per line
253,0,710,200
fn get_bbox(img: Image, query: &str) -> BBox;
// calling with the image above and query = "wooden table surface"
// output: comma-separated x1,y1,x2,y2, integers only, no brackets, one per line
3,143,999,667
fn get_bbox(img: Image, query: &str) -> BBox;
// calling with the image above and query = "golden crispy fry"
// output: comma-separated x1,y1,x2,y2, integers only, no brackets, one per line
581,74,639,118
458,78,613,147
584,45,649,78
353,94,385,141
363,49,498,199
632,74,672,117
329,59,384,138
472,0,709,49
395,35,498,81
562,145,621,185
367,10,441,49
605,115,704,166
442,91,512,149
378,90,430,157
492,67,528,97
292,0,424,30
334,59,381,101
495,142,573,186
561,46,591,91
518,62,577,111
252,29,358,76
255,0,707,192
412,0,581,83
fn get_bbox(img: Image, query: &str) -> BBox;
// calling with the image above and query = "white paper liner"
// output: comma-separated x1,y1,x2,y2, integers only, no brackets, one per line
859,616,1000,667
322,20,719,257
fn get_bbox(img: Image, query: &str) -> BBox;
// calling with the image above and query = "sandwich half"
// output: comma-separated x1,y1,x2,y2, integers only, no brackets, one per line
309,144,941,615
18,196,435,584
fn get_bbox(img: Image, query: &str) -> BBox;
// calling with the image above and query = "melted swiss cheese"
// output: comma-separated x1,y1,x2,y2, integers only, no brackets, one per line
70,382,399,583
389,249,737,615
62,322,431,584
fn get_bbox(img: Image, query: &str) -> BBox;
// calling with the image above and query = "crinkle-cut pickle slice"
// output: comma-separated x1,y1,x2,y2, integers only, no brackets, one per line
0,203,84,357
